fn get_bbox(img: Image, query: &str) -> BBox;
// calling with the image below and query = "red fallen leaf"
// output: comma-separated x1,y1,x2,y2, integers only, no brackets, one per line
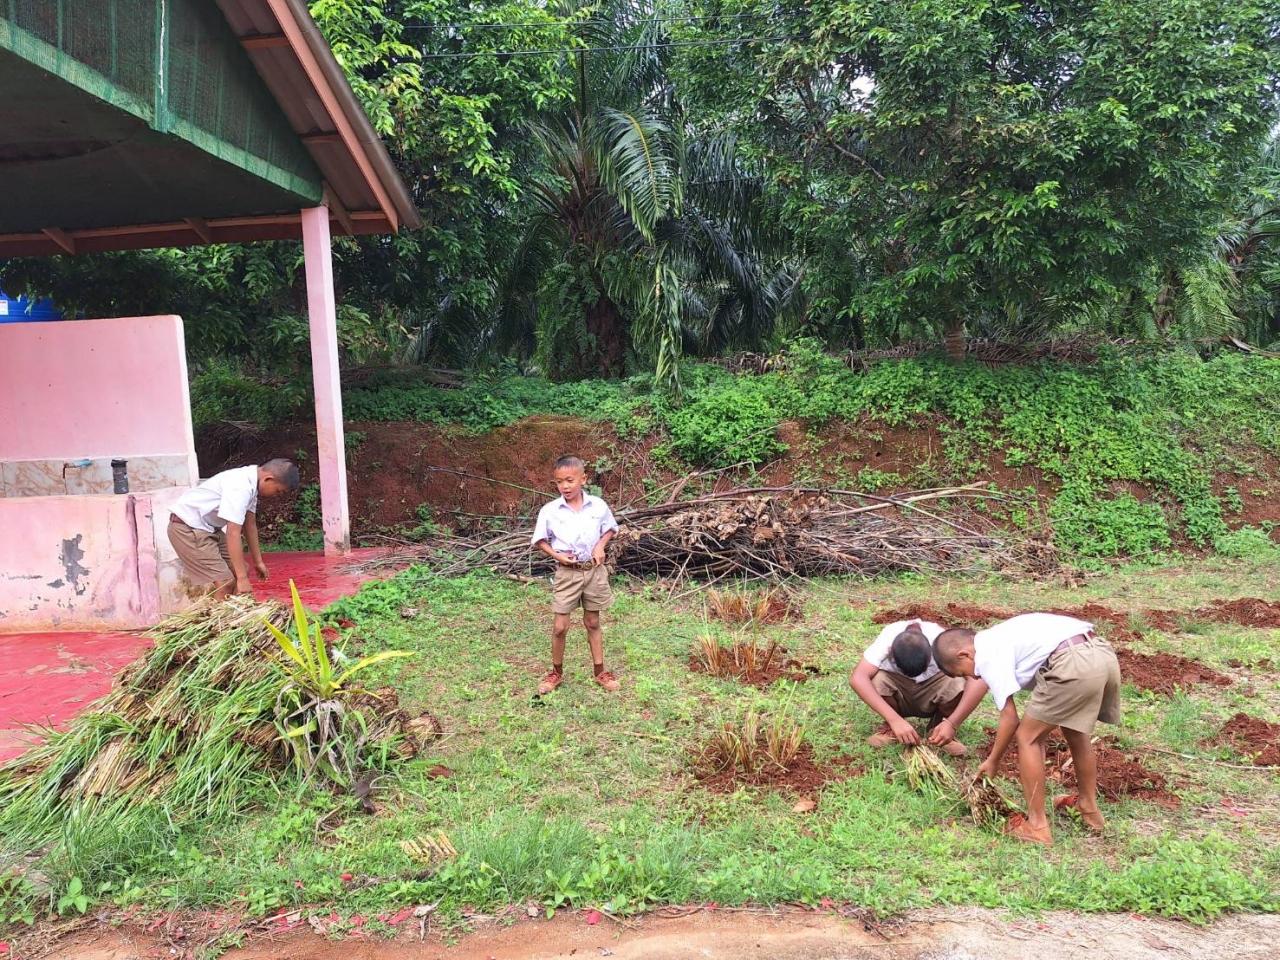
0,941,10,954
819,897,835,909
340,872,354,882
387,907,415,926
585,909,602,926
338,619,356,629
350,915,366,928
294,880,304,889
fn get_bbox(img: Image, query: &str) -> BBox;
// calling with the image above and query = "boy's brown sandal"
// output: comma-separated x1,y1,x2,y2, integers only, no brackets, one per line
594,670,620,692
537,671,564,695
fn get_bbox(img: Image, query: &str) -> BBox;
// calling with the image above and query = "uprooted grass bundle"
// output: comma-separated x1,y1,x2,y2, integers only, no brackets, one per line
351,484,1044,584
0,596,423,869
693,633,782,680
902,745,960,796
898,747,1021,832
965,777,1020,830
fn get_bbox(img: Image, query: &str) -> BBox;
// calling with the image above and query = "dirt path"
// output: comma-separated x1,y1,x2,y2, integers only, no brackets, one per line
33,907,1280,960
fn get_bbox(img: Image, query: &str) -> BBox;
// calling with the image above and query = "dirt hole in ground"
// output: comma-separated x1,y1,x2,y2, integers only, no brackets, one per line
981,728,1179,807
689,636,817,687
1113,648,1232,696
871,602,1011,628
1209,713,1280,766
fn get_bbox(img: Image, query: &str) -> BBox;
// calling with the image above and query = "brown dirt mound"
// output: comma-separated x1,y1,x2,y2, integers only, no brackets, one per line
1194,598,1280,629
871,602,1011,628
694,744,862,794
981,729,1179,807
1047,604,1143,643
1114,648,1232,696
1211,713,1280,766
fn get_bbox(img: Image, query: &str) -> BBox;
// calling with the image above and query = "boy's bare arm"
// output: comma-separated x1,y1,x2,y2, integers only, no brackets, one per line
978,698,1020,779
929,677,988,745
244,512,269,579
223,522,251,593
849,660,918,744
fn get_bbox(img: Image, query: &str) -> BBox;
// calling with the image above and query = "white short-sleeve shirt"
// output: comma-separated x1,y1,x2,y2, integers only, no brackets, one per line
171,465,260,533
863,619,946,680
973,613,1094,710
531,494,618,563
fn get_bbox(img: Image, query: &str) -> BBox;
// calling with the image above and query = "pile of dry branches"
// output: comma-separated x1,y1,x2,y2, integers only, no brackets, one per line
352,484,1049,584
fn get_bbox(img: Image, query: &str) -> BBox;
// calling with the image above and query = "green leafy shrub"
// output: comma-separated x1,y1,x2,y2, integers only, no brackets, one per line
1213,525,1280,559
1049,487,1173,559
664,385,786,467
189,359,308,426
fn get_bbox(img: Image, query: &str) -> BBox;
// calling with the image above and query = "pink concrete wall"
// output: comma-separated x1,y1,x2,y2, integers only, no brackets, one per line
0,316,197,474
0,492,185,631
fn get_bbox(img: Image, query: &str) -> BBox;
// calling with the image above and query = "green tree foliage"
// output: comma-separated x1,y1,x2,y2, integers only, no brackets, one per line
675,0,1280,354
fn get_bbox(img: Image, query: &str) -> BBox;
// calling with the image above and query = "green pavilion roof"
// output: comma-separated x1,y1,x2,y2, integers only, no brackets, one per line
0,0,420,257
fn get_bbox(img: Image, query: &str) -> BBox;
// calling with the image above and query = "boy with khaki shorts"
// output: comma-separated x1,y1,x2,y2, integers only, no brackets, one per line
531,456,619,695
933,613,1122,845
168,460,299,599
849,619,968,755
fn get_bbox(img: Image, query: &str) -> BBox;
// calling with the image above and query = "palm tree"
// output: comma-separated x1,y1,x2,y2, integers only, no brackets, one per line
493,2,684,383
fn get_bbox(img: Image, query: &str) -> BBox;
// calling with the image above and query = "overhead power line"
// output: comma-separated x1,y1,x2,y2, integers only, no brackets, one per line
400,13,788,32
414,34,794,61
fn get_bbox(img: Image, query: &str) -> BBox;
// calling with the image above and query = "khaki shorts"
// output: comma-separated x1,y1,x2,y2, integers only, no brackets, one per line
1026,638,1122,735
552,564,613,614
167,517,233,586
872,669,965,719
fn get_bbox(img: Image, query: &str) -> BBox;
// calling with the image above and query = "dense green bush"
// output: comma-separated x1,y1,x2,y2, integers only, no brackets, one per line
201,345,1280,561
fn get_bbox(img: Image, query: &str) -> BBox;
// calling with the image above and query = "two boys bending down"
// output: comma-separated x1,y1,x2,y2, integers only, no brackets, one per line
852,612,1122,845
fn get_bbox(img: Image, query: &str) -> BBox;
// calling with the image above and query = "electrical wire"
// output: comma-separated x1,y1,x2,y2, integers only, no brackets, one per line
413,34,794,60
400,12,791,31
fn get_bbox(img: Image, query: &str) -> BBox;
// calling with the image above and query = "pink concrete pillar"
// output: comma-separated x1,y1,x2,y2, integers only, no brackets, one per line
301,206,351,555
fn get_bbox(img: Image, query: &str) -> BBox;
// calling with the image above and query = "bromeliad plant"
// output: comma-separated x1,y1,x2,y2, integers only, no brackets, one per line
265,580,413,786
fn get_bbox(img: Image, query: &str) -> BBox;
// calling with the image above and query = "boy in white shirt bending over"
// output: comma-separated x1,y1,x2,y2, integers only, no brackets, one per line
932,613,1122,845
530,455,619,695
849,620,968,755
168,459,299,599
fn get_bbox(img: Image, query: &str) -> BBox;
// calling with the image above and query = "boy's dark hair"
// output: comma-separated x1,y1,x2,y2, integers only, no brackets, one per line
554,455,586,471
262,458,301,491
932,627,976,677
890,625,932,678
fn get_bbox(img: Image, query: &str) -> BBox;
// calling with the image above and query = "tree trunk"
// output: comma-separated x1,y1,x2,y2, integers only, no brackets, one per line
943,316,966,361
585,295,628,378
1153,265,1179,335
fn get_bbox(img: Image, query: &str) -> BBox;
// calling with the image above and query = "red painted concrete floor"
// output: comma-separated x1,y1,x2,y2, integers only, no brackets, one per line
0,548,392,763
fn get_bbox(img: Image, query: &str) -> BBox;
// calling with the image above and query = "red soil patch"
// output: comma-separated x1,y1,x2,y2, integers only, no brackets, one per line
1211,713,1280,767
1114,648,1232,696
694,744,862,795
981,729,1179,807
1193,598,1280,629
871,602,1011,628
1047,604,1143,643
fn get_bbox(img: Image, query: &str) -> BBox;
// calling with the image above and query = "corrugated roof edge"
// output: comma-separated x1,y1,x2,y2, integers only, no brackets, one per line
280,0,422,232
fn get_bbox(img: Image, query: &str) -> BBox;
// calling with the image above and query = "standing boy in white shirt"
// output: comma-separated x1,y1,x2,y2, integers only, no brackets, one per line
168,459,299,599
932,613,1122,845
849,619,968,755
530,455,620,695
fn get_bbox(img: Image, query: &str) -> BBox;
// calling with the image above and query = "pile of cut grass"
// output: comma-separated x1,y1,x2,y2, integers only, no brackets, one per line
0,597,292,866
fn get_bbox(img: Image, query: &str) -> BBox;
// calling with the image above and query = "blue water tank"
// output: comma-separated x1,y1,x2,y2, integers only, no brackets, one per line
0,289,63,323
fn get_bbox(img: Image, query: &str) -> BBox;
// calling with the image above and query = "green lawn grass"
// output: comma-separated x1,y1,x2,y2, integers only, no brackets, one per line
12,560,1280,927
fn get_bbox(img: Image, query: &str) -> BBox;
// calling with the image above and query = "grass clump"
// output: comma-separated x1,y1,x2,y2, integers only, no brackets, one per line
697,710,805,778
